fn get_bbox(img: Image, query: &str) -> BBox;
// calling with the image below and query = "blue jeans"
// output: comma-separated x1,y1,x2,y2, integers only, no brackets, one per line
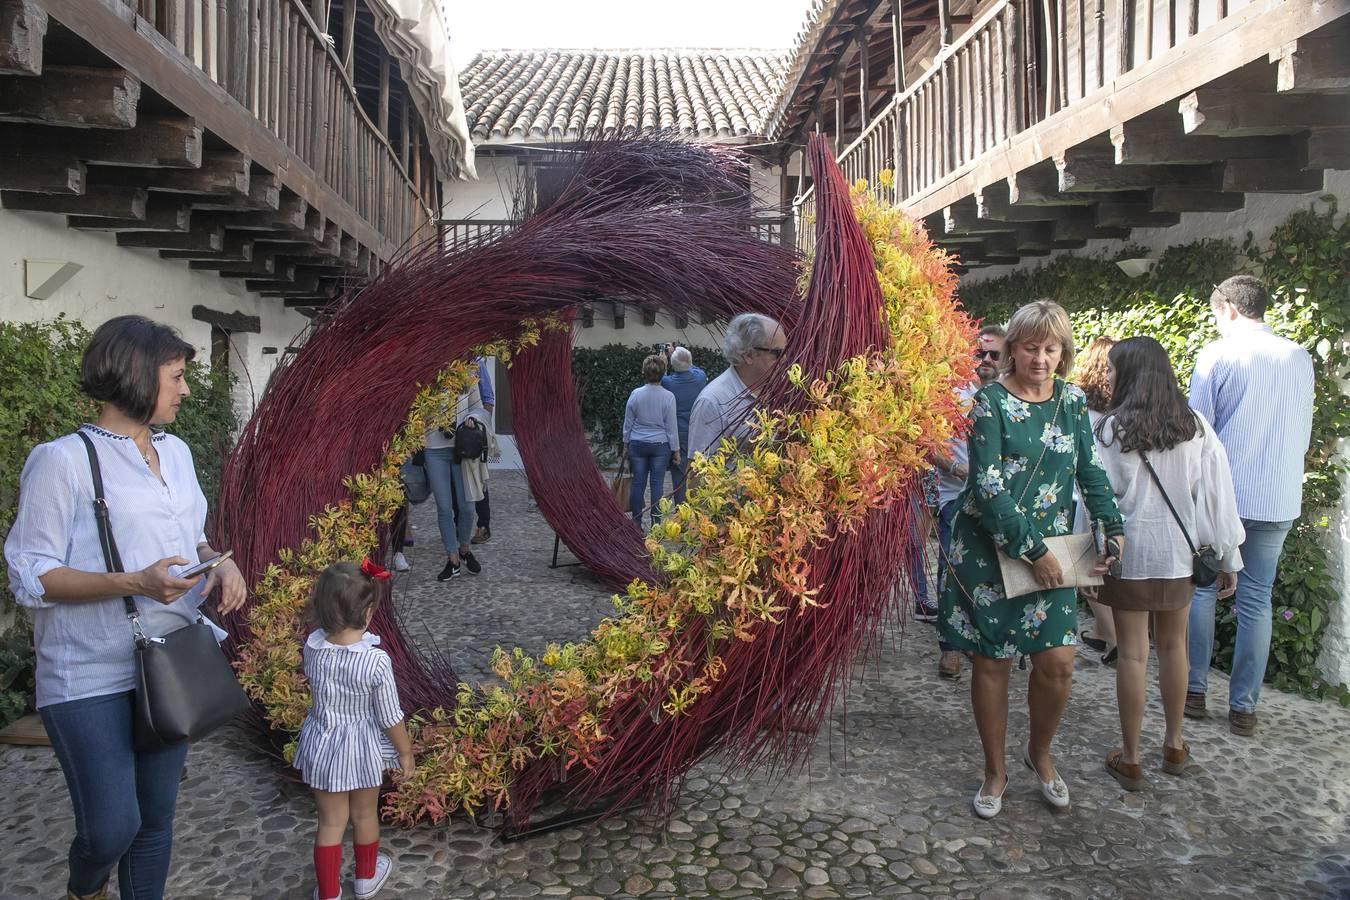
628,440,671,527
935,500,958,652
669,439,690,506
1188,518,1294,713
424,446,475,553
40,691,189,899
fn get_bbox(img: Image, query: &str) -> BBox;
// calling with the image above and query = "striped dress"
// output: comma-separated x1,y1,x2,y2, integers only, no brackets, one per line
293,630,405,792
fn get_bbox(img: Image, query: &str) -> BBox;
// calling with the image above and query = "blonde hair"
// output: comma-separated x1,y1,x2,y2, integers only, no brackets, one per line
641,353,667,383
1001,300,1075,377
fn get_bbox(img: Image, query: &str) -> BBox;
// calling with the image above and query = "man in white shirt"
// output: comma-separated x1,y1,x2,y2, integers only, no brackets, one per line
686,313,787,458
930,325,1005,679
1186,275,1314,737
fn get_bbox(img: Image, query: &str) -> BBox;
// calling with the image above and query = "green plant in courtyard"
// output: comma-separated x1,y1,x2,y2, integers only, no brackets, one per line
960,201,1350,704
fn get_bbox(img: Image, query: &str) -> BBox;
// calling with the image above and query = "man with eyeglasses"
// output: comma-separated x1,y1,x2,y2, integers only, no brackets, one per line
929,324,1007,679
687,313,787,459
1185,275,1313,737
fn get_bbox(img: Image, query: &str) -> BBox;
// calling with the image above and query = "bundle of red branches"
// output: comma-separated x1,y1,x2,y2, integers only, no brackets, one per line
215,134,936,826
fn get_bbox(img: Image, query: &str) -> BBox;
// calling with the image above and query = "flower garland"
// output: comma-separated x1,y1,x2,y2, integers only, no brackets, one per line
234,173,975,825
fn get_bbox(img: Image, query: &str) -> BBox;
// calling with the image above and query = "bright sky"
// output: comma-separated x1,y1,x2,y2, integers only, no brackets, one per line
443,0,816,68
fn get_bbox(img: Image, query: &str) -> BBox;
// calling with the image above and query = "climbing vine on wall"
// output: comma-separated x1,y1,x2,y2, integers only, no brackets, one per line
959,201,1350,704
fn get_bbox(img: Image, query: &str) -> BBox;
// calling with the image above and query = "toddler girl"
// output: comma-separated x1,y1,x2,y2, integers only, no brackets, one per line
294,559,414,900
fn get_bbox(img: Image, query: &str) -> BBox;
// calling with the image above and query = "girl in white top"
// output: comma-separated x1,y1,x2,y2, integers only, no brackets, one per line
296,559,414,900
1093,336,1243,791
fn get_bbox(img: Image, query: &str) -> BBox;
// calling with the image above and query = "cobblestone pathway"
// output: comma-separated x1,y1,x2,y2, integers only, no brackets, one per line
4,471,1349,899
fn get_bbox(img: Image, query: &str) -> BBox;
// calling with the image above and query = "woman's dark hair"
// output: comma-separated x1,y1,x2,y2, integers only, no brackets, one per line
1096,336,1199,453
79,316,196,423
306,561,381,634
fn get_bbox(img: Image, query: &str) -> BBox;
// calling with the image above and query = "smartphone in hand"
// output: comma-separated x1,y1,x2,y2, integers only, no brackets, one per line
179,550,233,580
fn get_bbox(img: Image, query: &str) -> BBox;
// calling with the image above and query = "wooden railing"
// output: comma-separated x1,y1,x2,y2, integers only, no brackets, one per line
443,215,794,252
796,0,1248,236
132,0,430,253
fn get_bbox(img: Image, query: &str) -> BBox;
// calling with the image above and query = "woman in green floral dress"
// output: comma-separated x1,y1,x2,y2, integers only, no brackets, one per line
938,301,1124,820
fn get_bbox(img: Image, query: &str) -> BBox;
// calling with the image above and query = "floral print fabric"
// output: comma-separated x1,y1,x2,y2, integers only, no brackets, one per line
938,379,1124,658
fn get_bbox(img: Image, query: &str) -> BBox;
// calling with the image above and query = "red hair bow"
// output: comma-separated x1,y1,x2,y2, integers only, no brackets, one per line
361,558,391,581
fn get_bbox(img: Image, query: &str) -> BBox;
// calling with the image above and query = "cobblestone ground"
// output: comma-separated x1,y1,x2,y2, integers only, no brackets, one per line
4,471,1349,899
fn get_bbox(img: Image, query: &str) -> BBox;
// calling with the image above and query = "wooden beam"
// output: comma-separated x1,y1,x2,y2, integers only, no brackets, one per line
0,66,140,128
1223,159,1324,193
202,192,307,230
1094,200,1180,228
309,0,328,33
612,302,625,329
0,116,202,167
642,307,657,327
1270,24,1350,94
377,45,389,136
192,305,261,333
341,0,357,77
857,24,870,130
118,223,224,251
208,258,293,279
1055,152,1223,192
0,154,83,193
188,168,281,211
0,0,46,76
892,1,905,91
248,266,322,293
1111,115,1294,165
160,233,253,261
2,185,147,218
937,0,953,45
1305,128,1350,170
93,151,250,197
1180,88,1350,137
69,200,193,231
1149,187,1245,212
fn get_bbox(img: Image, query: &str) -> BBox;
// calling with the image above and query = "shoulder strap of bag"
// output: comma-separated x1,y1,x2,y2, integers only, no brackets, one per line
1138,449,1198,555
76,431,143,629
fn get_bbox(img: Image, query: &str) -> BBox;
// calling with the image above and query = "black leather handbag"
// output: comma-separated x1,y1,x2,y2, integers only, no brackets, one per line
78,432,250,749
1140,449,1222,587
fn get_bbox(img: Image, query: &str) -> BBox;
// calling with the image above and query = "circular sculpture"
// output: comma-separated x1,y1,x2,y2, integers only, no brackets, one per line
217,136,975,827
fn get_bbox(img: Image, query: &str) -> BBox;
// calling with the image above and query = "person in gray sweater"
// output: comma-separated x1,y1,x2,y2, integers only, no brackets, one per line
622,354,680,527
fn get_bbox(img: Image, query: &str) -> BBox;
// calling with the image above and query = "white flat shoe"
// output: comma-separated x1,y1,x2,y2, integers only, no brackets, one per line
1023,743,1070,809
972,773,1009,819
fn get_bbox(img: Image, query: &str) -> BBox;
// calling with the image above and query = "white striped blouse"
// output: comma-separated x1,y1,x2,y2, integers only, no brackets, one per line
1188,319,1314,523
293,630,405,792
4,425,212,709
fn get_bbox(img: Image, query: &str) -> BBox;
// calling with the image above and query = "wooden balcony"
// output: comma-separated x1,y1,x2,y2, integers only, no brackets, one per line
441,214,795,253
0,0,443,305
794,0,1350,267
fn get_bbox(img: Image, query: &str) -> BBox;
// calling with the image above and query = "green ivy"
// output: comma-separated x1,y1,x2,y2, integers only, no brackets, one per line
0,317,240,728
960,202,1350,704
572,344,728,465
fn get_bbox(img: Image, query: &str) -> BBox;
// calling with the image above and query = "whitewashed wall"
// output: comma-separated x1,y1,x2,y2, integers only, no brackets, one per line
958,171,1350,687
0,209,310,418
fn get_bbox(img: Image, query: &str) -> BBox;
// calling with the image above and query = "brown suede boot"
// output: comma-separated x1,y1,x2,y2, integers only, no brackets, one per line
1162,742,1190,776
67,881,109,900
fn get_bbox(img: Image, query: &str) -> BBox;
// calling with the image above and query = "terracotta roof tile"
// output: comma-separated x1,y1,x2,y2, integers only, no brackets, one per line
459,50,790,143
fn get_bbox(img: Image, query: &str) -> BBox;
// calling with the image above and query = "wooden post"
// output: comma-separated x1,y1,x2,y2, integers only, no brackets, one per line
377,45,389,136
309,0,326,32
857,24,869,130
938,0,953,45
399,87,410,171
342,0,356,77
834,81,844,153
892,1,906,92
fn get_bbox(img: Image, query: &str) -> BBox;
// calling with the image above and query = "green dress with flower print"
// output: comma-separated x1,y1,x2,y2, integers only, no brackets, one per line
938,378,1124,659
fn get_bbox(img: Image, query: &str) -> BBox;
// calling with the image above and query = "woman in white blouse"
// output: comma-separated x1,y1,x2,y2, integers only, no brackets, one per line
1093,336,1243,791
4,316,246,900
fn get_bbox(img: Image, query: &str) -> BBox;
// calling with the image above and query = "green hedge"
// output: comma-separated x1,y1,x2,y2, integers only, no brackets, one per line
572,344,728,464
0,316,239,727
960,201,1350,703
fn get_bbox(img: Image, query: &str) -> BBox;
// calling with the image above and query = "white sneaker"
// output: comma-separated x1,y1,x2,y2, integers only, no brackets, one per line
354,852,394,899
1023,743,1071,809
391,552,410,572
314,888,341,900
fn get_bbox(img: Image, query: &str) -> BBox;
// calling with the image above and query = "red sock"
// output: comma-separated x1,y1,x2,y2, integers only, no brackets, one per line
355,839,380,880
313,843,342,899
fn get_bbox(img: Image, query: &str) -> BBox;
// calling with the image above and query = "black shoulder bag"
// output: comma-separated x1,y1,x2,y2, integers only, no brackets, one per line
1139,449,1221,587
77,432,250,749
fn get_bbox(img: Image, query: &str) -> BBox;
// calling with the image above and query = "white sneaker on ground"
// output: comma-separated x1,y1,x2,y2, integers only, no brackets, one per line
314,888,341,900
354,852,394,899
391,552,410,572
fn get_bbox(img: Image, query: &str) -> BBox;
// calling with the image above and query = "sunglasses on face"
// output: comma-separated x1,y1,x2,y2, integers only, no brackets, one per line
975,349,1001,361
755,346,786,358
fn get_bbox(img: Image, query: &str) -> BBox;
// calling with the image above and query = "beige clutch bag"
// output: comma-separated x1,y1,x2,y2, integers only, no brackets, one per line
997,533,1103,600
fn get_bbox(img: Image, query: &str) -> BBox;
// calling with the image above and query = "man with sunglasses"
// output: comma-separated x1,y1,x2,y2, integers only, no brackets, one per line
687,313,787,459
930,325,1007,678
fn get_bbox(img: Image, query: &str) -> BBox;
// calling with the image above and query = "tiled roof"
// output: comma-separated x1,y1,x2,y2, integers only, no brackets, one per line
459,50,790,143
